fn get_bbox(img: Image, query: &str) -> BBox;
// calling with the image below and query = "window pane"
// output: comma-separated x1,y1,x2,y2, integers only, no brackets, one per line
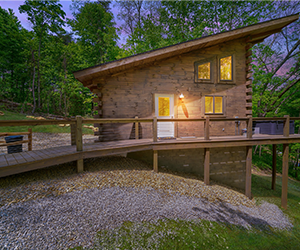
198,62,210,79
158,97,170,116
215,97,223,113
205,96,213,113
220,56,232,80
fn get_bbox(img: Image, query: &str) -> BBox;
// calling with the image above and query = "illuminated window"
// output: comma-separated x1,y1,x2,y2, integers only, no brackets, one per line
158,97,170,116
205,96,223,114
198,62,210,80
195,58,214,83
220,56,232,81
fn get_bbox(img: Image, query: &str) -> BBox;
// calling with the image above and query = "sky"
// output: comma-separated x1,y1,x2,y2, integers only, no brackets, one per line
0,1,74,30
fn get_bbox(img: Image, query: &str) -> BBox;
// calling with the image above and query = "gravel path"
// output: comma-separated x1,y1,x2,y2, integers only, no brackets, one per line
0,186,292,249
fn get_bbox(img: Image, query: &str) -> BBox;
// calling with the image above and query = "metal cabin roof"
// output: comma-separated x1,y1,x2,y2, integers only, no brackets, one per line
73,14,299,86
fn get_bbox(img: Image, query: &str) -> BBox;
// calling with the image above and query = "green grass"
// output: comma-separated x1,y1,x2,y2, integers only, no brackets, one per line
70,174,300,250
0,110,93,134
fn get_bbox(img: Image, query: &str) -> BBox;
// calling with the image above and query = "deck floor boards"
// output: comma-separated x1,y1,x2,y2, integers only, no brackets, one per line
1,135,300,177
0,155,8,167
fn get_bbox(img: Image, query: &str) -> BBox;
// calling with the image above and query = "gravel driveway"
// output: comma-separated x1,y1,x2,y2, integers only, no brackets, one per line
0,155,293,250
0,186,292,249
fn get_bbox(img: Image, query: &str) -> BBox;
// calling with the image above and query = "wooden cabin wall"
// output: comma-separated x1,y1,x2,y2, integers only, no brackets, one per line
94,38,248,141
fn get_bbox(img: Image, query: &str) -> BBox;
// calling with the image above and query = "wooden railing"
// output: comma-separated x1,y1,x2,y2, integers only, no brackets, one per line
0,115,297,149
0,129,32,151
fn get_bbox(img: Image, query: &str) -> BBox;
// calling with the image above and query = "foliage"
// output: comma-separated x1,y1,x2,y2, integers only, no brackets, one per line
117,1,275,55
0,7,29,104
19,0,66,112
69,1,119,66
252,1,300,117
0,110,93,134
252,143,300,181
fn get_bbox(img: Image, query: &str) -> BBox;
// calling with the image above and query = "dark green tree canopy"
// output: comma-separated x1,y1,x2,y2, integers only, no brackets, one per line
69,1,119,66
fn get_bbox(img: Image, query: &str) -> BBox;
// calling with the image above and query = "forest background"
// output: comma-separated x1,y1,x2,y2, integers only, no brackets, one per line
1,0,300,176
1,0,299,118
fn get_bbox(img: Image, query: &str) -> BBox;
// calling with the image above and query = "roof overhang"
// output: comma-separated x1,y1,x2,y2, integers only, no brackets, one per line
74,14,299,86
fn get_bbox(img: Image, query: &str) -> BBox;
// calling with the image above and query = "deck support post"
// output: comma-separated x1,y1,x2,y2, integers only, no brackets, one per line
281,143,289,209
76,115,83,173
272,144,277,190
204,148,210,185
245,146,252,199
153,117,157,142
77,159,84,173
153,150,158,173
28,128,32,151
204,117,210,140
135,116,139,140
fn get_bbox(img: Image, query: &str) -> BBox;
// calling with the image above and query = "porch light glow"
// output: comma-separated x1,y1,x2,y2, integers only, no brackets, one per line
179,93,184,99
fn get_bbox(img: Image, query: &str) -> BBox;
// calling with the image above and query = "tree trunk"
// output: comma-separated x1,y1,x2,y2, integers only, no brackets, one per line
64,92,67,116
259,145,262,157
37,36,41,110
59,90,62,113
63,55,68,116
31,50,36,114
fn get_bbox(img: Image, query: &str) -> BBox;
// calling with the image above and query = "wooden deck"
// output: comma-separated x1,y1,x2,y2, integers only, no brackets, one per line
1,134,300,178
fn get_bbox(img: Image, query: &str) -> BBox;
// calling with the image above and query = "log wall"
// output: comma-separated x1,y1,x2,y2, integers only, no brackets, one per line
92,38,248,141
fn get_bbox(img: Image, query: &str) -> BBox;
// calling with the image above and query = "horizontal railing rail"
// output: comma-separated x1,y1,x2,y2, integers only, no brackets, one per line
0,115,296,153
0,129,32,151
0,119,75,127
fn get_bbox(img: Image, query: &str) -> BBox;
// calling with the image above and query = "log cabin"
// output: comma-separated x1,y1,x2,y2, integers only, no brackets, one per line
73,14,299,194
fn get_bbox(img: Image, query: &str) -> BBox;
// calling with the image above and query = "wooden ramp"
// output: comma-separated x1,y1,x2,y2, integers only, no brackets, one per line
0,139,153,178
1,134,300,178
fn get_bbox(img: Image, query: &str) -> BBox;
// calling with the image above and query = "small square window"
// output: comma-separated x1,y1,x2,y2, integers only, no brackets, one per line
205,96,223,114
220,56,232,81
195,57,214,83
198,62,210,80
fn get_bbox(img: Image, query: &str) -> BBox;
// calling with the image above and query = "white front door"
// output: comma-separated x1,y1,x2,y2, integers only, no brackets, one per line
155,94,174,138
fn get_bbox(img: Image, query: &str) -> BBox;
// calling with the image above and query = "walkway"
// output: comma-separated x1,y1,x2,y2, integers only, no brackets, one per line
1,134,300,178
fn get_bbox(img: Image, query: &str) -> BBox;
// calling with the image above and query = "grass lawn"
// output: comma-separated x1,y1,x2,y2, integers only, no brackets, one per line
0,110,93,135
71,174,300,250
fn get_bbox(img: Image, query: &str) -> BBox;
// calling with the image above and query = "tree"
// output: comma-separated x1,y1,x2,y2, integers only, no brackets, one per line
252,1,300,117
0,7,28,103
69,1,119,66
118,1,274,55
19,0,66,110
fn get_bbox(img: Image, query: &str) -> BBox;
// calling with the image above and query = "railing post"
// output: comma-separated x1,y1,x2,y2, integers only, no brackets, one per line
283,115,290,137
204,116,210,140
28,128,32,151
135,116,139,140
71,122,76,146
153,116,157,142
76,115,83,173
247,117,252,138
76,116,83,151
